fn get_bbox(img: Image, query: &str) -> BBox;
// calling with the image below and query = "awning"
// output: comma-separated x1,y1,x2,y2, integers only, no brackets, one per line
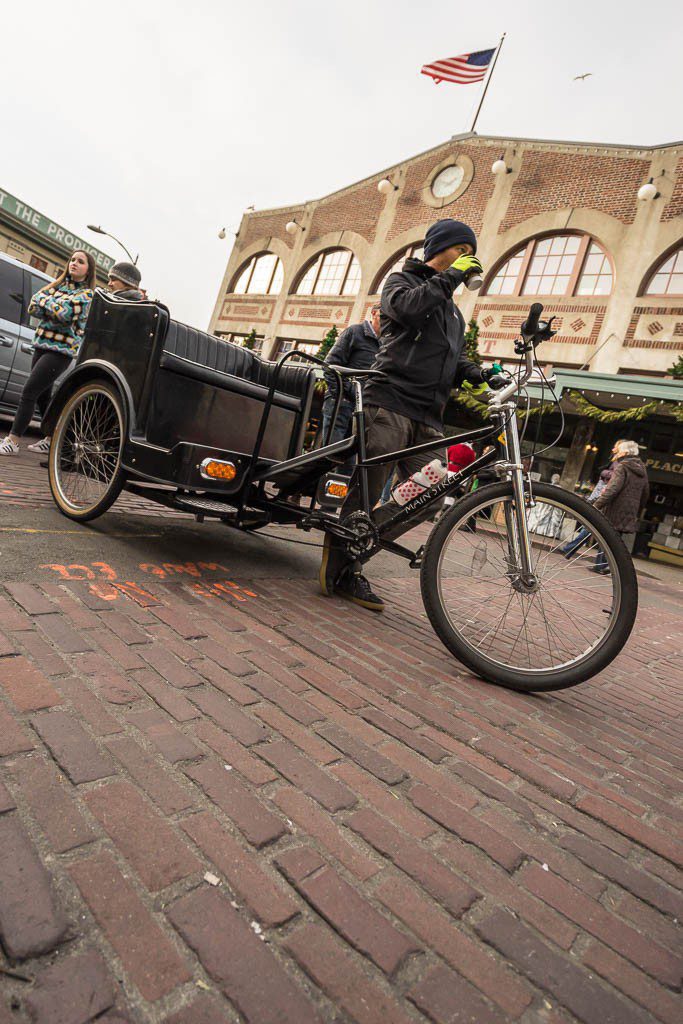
526,369,682,411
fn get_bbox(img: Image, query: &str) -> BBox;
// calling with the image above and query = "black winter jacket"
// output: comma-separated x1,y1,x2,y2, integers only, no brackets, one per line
323,320,380,400
364,258,484,429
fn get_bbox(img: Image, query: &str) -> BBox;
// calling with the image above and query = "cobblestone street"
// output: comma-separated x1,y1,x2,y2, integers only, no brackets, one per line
0,450,681,1024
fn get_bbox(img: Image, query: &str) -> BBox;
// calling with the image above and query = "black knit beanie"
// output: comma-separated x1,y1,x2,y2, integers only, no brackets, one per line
110,262,141,288
423,219,477,260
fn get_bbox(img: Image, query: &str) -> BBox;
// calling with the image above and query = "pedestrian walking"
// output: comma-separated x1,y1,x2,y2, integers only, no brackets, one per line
0,250,95,456
592,440,649,573
559,466,613,557
107,261,145,301
319,217,505,611
321,304,381,461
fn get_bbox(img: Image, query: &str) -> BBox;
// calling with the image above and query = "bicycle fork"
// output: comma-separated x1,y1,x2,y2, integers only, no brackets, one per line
497,407,537,589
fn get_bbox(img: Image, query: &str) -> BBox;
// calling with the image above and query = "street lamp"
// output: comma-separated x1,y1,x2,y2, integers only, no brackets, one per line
87,224,138,264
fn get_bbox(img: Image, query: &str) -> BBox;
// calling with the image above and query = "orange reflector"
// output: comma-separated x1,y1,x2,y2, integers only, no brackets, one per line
325,481,348,499
203,460,237,481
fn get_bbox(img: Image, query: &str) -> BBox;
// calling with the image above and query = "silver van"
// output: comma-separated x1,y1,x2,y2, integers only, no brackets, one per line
0,251,56,418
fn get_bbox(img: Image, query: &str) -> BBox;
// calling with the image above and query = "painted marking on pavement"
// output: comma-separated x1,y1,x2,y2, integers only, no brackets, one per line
38,560,258,605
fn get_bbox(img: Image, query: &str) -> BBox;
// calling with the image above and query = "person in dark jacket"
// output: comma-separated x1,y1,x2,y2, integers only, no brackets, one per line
107,262,145,301
592,440,649,573
321,305,381,454
319,218,504,611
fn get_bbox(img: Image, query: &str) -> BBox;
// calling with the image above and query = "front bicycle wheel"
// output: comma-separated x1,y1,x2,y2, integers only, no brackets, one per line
420,481,638,691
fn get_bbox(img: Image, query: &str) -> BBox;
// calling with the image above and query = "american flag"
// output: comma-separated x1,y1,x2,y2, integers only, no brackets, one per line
421,48,496,85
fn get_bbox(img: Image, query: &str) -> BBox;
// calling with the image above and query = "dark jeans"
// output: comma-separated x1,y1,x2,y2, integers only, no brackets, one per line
321,395,355,474
328,405,444,579
560,526,591,556
12,349,71,437
595,530,633,572
321,394,354,444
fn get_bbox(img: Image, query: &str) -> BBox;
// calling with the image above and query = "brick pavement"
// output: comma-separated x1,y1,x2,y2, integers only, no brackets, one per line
0,457,681,1022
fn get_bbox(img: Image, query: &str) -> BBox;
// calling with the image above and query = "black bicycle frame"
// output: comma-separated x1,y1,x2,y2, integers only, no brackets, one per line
242,348,504,545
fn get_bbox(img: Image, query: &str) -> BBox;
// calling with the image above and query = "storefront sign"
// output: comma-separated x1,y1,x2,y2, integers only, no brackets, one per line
646,457,682,481
0,188,114,271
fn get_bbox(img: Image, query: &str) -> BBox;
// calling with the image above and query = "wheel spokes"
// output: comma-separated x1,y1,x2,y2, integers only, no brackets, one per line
54,390,122,513
435,494,620,674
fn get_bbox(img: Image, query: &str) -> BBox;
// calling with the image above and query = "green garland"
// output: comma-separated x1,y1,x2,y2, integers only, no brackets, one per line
567,390,683,424
451,393,556,421
451,388,683,424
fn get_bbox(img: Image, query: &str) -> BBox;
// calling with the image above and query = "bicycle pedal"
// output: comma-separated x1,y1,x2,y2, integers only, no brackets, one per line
409,545,425,569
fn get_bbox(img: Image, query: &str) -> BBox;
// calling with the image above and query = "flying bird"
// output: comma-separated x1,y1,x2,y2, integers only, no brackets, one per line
573,73,593,81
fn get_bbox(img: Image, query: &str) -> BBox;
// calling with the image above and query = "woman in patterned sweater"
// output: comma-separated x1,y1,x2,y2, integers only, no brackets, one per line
0,250,95,455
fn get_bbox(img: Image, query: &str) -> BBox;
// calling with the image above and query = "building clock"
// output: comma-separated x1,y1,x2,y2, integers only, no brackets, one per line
431,165,465,199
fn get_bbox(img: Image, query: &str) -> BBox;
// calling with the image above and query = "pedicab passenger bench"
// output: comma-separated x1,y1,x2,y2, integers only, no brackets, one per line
67,289,318,495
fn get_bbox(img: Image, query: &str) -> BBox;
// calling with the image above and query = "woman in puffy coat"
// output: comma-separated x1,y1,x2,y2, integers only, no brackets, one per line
0,249,95,456
592,439,650,573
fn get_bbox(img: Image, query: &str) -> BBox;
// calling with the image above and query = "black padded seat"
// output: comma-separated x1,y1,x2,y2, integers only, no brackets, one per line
162,321,313,401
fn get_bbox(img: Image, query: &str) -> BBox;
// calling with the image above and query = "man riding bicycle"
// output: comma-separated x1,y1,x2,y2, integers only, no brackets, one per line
320,217,505,611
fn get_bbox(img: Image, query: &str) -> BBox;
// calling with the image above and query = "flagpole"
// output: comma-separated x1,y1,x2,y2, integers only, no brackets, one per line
470,33,505,134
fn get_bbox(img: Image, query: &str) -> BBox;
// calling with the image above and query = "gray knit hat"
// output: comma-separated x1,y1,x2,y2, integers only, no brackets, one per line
109,262,141,288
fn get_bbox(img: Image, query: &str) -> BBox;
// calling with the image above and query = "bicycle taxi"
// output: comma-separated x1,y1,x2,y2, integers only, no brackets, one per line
44,291,637,692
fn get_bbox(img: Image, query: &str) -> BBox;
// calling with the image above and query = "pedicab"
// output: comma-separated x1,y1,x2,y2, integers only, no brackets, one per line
44,291,637,691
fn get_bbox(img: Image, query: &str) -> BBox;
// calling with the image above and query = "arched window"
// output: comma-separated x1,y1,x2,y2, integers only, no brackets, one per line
644,247,683,296
232,252,283,295
372,243,424,295
486,235,613,298
295,249,361,296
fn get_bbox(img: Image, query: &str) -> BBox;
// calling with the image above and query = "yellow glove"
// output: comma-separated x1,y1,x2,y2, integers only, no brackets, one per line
451,254,483,277
462,380,489,400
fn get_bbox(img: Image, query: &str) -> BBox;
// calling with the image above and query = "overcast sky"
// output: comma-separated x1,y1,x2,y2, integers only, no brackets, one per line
3,0,681,326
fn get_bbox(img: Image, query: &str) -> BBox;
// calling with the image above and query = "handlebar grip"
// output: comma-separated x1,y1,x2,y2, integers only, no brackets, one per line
522,302,543,336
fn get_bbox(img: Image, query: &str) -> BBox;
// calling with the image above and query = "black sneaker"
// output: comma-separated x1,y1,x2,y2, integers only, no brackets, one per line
335,569,385,612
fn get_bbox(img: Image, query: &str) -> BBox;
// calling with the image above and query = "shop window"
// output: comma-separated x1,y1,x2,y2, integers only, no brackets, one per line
486,234,613,298
294,249,361,297
29,254,48,273
221,331,264,353
231,252,283,295
650,430,672,454
275,339,319,359
644,246,683,296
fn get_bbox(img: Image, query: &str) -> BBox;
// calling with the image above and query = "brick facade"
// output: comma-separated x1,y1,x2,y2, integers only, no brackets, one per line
209,132,682,376
308,182,385,243
499,151,649,232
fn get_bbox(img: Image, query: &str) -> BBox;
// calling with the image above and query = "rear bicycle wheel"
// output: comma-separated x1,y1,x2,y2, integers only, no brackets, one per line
49,381,126,521
420,481,638,691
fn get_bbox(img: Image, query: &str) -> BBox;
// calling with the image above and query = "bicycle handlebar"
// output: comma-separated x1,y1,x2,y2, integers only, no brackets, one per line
487,303,549,409
521,302,543,338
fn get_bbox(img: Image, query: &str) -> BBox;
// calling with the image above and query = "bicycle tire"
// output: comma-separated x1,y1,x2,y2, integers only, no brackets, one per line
420,481,638,691
49,381,126,522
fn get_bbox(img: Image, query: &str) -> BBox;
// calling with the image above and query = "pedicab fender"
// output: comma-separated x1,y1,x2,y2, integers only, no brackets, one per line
42,359,134,436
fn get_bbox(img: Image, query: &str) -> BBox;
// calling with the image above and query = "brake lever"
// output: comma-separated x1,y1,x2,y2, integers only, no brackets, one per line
535,316,557,344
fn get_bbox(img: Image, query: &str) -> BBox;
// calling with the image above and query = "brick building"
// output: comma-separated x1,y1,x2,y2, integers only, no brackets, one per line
210,132,683,561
